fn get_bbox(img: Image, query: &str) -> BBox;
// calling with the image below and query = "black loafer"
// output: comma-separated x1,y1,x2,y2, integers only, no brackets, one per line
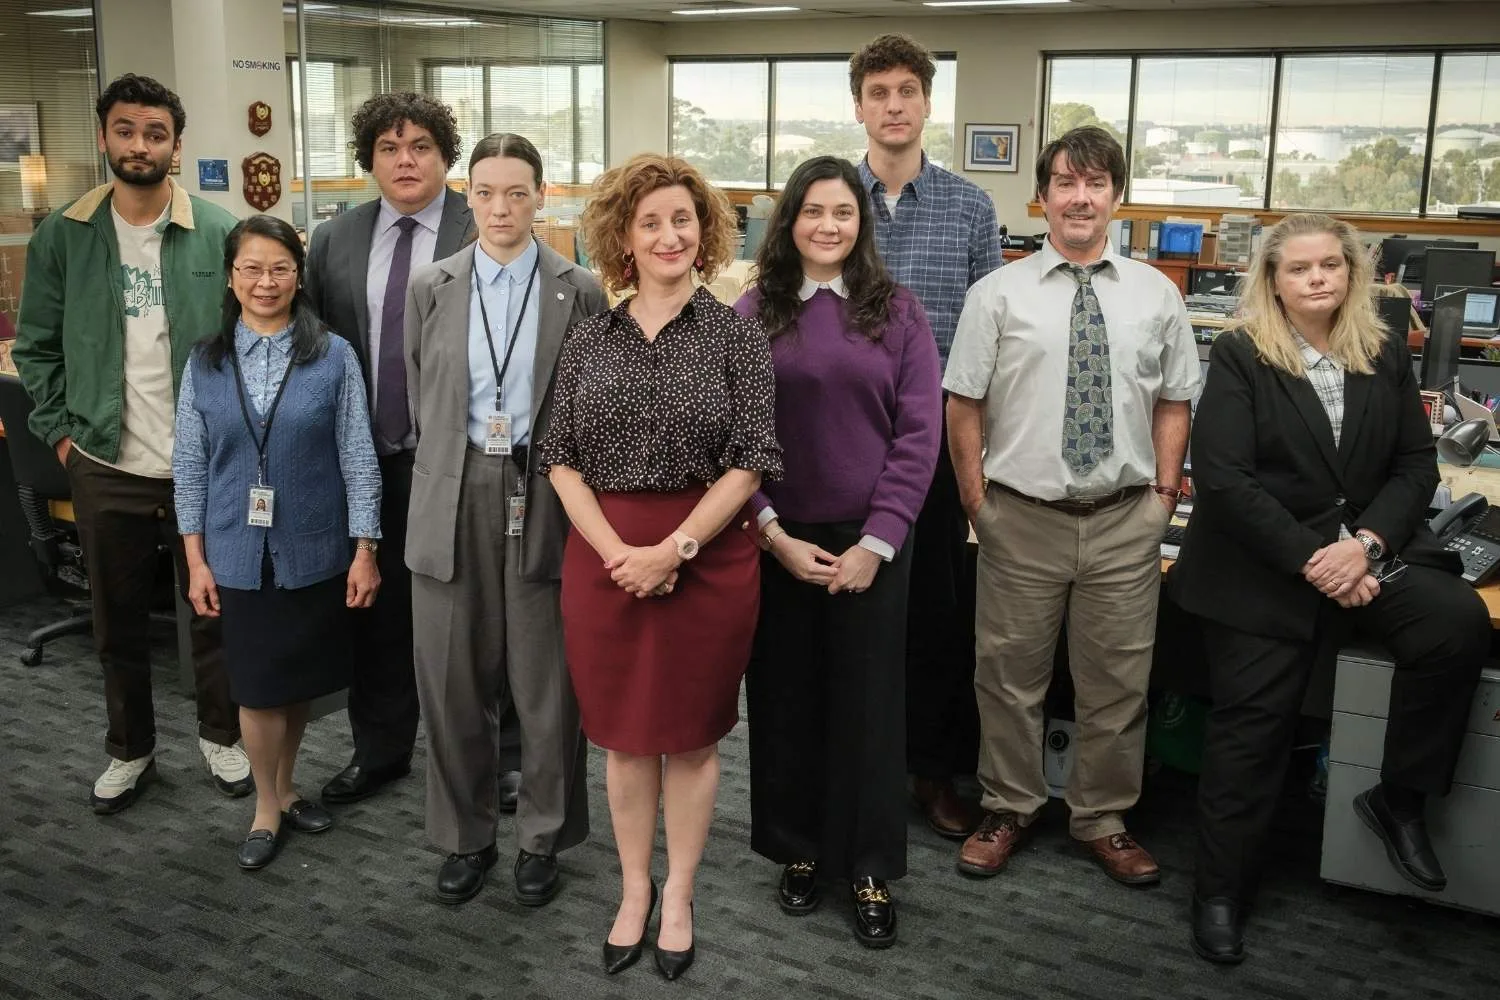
515,849,560,906
436,844,498,904
282,799,334,834
778,861,820,915
498,770,521,815
851,876,896,949
237,829,281,871
1190,894,1244,964
1354,786,1447,891
321,760,411,805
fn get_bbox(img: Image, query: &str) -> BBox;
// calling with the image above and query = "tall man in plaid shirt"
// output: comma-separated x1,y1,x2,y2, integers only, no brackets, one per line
851,33,1003,839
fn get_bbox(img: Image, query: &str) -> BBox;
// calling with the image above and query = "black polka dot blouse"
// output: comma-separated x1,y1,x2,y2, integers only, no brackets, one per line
538,286,784,493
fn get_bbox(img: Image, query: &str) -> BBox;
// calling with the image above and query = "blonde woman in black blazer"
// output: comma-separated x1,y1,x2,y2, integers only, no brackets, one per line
1171,213,1488,965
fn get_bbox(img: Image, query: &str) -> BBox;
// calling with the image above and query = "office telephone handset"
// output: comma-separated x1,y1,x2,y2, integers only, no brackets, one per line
1429,492,1500,585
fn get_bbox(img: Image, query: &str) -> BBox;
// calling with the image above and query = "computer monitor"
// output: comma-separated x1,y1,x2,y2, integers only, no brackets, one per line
1381,237,1479,285
1435,284,1500,335
1421,288,1468,392
1421,247,1496,306
1374,293,1413,353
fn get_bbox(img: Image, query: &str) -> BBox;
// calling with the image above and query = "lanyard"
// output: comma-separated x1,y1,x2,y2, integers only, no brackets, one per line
474,252,540,408
229,341,296,487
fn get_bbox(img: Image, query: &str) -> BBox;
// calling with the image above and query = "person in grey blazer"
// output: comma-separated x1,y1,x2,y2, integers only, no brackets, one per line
403,132,604,906
303,93,522,810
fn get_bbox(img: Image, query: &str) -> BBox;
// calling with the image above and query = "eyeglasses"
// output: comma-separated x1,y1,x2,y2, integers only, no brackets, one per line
233,263,297,282
1374,557,1407,585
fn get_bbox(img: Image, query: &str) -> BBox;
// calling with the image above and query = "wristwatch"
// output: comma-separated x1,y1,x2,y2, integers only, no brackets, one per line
356,539,379,555
671,530,700,561
1355,530,1384,561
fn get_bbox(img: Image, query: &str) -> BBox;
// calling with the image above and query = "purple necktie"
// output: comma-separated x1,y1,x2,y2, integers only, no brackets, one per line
375,215,418,447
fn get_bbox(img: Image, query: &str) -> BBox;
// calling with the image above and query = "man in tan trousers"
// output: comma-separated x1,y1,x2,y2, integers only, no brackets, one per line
943,126,1198,886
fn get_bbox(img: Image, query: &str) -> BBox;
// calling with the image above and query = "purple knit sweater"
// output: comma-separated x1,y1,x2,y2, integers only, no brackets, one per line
734,284,941,551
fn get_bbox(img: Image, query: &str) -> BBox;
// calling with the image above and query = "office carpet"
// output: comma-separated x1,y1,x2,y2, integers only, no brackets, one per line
1,596,1494,1000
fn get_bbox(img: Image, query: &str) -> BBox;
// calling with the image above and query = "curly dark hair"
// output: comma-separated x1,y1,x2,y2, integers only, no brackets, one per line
849,33,936,102
753,156,896,343
96,73,186,138
350,93,461,172
1035,125,1126,200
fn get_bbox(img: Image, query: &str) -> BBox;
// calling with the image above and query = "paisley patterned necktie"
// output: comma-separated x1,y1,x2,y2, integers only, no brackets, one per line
1061,262,1113,475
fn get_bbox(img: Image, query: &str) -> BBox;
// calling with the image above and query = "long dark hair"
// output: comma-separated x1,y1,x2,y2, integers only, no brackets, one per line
202,215,327,369
753,156,896,342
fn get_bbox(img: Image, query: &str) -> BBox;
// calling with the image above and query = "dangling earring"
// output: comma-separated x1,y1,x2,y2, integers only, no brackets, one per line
694,255,704,272
623,253,635,282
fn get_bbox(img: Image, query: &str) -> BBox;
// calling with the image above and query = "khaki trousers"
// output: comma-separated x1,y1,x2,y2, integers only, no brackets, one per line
973,484,1167,841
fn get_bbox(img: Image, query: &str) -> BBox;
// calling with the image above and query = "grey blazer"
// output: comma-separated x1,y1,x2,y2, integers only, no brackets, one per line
402,240,608,584
305,188,474,374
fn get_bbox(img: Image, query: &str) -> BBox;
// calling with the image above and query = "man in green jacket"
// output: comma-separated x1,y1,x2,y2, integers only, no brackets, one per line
14,73,252,814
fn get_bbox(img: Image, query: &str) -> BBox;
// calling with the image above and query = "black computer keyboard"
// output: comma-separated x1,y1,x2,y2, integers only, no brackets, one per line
1163,524,1186,547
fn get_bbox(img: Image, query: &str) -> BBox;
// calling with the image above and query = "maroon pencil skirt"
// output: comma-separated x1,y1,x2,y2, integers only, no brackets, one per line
562,489,760,756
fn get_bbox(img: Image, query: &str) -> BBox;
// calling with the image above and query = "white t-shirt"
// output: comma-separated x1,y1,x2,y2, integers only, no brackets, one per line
883,193,901,216
102,201,176,478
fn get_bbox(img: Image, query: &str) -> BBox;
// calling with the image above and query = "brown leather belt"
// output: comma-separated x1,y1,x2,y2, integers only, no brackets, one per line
993,481,1147,516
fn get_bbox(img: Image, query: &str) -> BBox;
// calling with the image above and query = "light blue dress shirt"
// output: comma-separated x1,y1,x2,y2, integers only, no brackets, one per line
468,237,542,449
365,193,445,453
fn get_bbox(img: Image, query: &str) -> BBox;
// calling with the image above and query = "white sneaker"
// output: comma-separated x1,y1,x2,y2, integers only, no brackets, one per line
91,756,157,814
200,738,255,798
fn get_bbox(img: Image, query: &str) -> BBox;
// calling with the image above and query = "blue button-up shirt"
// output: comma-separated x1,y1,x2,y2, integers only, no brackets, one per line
468,238,541,448
859,153,1004,364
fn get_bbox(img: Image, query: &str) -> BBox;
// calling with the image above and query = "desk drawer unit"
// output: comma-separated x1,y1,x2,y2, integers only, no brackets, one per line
1320,647,1500,915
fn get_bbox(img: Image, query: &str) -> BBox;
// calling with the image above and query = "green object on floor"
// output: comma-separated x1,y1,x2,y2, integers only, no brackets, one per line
1146,690,1209,774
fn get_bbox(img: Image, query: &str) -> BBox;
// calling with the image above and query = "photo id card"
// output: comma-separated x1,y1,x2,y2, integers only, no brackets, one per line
507,494,526,537
248,485,275,527
485,411,513,456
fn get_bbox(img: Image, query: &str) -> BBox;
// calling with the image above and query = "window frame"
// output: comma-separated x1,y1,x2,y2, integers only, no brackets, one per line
1041,45,1500,219
668,52,959,191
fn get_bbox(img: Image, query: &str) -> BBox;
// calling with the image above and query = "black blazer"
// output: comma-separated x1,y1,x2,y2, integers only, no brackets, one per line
1170,329,1455,641
304,187,475,374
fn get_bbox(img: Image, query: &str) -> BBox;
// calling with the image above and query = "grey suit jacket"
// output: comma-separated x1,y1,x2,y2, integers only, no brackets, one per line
305,188,474,374
403,240,608,584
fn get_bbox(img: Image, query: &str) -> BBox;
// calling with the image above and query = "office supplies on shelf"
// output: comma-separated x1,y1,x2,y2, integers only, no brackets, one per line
1147,220,1161,260
1159,220,1204,261
1216,215,1259,267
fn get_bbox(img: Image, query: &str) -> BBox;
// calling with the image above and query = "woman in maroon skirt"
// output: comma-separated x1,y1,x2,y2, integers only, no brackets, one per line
539,153,782,981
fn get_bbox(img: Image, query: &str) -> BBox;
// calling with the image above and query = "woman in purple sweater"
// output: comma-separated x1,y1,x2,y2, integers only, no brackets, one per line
734,156,941,949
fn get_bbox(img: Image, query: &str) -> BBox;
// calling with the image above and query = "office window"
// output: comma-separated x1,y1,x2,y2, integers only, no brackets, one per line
1131,56,1274,208
1427,52,1500,216
1043,57,1130,145
1272,54,1435,215
286,2,603,227
672,55,957,190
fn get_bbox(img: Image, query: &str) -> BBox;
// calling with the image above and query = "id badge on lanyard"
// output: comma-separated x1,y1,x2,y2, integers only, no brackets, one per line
475,254,538,461
232,347,294,530
485,407,513,456
248,485,275,527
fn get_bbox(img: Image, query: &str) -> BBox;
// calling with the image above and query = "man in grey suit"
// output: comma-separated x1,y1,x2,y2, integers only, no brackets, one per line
305,93,524,809
404,132,602,905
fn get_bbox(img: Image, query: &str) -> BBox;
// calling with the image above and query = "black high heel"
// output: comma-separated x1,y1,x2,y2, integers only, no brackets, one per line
654,900,695,981
602,881,658,975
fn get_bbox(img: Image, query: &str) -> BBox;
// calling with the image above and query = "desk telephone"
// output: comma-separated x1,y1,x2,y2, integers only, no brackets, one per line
1430,492,1500,585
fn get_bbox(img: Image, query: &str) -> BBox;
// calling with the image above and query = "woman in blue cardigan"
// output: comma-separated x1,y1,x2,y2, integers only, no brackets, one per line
173,215,382,871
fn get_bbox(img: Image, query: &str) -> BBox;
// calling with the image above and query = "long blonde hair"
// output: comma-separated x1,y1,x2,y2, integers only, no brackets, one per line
1228,213,1386,377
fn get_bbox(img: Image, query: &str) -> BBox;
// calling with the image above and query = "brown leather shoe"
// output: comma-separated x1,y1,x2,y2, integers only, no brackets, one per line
1084,832,1160,886
955,810,1026,877
912,777,981,840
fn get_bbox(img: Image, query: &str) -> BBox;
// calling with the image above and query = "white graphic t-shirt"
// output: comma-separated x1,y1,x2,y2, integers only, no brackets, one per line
107,201,176,478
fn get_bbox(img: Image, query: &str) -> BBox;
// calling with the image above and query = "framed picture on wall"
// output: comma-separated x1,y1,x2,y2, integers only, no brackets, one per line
0,104,41,169
963,123,1020,173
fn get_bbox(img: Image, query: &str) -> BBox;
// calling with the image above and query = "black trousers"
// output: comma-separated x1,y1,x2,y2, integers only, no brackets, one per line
1195,563,1488,899
66,450,238,760
348,451,520,772
904,420,979,779
747,520,911,881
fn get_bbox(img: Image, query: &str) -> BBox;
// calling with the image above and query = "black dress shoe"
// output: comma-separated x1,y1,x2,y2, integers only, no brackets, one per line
498,770,522,815
778,861,820,915
654,901,694,981
850,876,896,949
1354,786,1447,891
237,829,281,871
1190,894,1244,964
436,844,498,904
282,799,334,834
603,881,658,975
321,761,411,805
515,849,560,906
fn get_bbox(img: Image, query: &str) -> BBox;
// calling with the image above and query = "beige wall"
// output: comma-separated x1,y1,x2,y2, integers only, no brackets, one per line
98,0,175,89
606,19,668,166
652,2,1500,233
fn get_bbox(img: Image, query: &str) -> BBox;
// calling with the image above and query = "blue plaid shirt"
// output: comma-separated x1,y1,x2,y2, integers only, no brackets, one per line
859,154,1004,363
